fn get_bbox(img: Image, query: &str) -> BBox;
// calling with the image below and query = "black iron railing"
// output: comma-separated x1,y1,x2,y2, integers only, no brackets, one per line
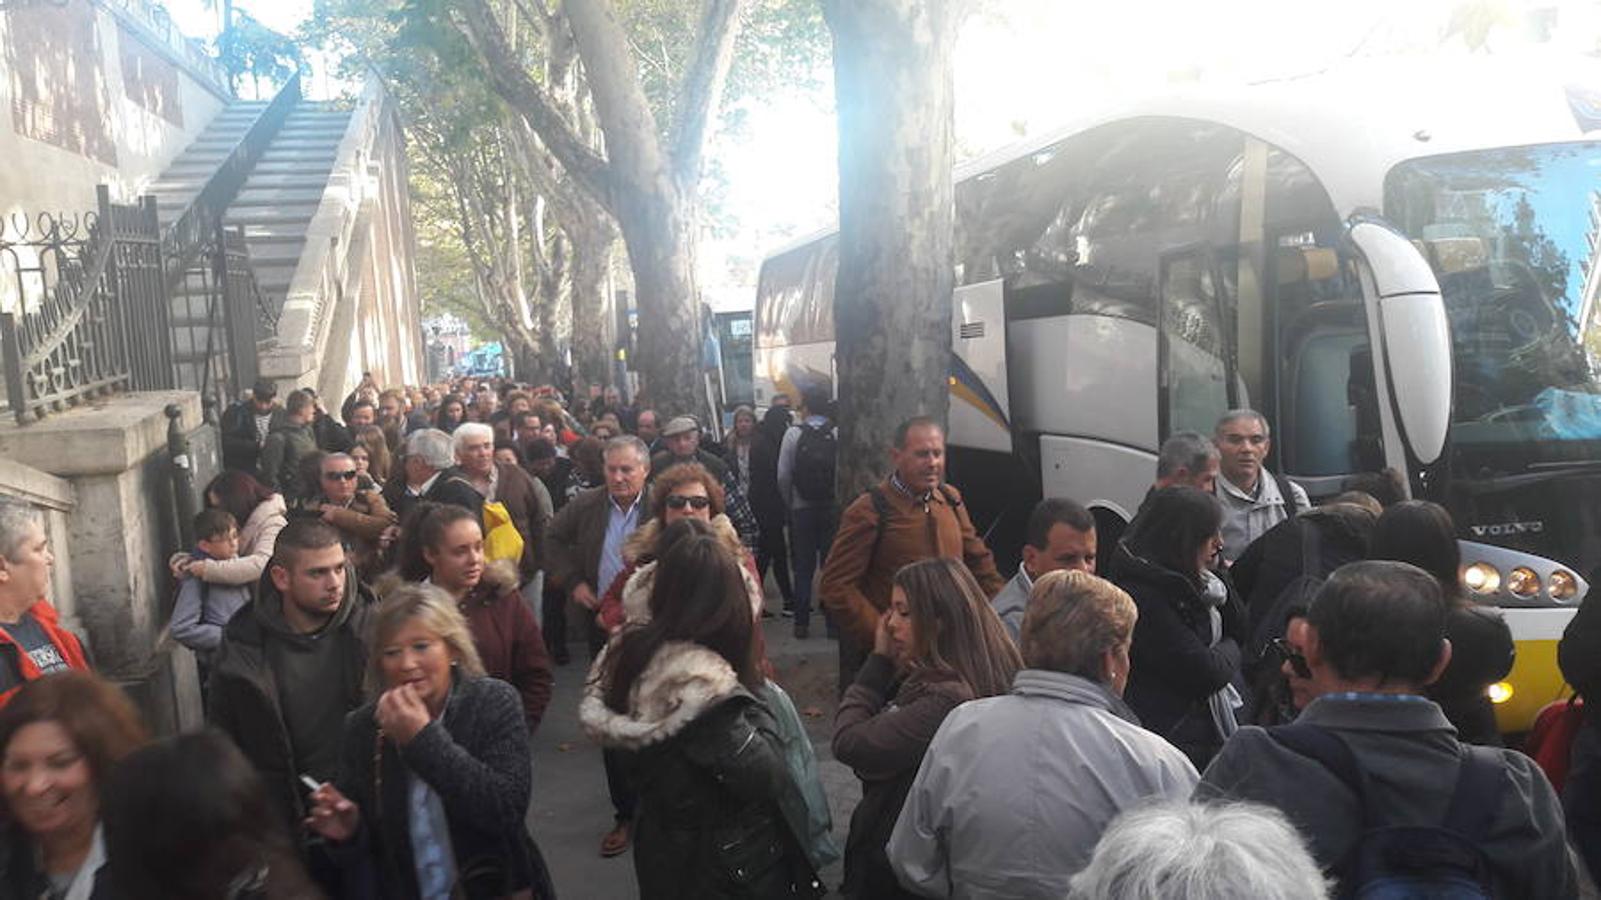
161,71,300,298
0,72,302,424
0,186,172,423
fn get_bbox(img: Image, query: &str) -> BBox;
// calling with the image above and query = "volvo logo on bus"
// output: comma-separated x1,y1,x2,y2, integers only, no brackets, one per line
1470,521,1545,538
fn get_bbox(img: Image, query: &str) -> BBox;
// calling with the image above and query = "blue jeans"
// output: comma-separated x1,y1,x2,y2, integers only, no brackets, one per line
789,504,836,630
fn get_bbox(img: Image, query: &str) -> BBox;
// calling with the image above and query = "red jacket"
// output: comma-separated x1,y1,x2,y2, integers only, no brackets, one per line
0,601,90,707
459,563,554,732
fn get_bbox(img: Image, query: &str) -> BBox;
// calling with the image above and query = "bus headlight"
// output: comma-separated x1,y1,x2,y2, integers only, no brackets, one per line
1508,566,1540,599
1463,562,1500,595
1487,681,1514,704
1550,569,1580,602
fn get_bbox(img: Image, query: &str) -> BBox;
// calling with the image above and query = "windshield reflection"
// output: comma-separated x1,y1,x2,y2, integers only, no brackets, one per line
1386,142,1601,470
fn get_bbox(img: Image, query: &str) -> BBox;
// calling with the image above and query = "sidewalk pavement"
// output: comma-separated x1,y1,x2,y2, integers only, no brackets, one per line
528,586,858,899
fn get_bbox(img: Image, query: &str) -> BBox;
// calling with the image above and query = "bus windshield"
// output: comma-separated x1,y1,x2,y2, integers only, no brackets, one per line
1386,142,1601,473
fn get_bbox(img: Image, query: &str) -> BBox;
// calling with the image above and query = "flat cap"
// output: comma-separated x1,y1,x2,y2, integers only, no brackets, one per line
661,415,700,437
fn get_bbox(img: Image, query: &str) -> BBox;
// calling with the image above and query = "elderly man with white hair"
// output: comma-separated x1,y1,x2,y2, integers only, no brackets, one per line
1068,802,1329,900
454,422,551,585
887,569,1198,898
381,427,484,523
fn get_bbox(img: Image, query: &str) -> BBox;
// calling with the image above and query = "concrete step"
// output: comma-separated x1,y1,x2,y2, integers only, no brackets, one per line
260,142,341,157
233,221,318,240
224,205,320,226
238,232,306,247
275,128,347,142
231,187,327,206
258,142,340,158
243,241,305,266
237,173,335,190
242,159,334,175
191,135,252,149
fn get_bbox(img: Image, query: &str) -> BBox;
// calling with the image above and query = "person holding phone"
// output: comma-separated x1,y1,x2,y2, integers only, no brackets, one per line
305,583,550,900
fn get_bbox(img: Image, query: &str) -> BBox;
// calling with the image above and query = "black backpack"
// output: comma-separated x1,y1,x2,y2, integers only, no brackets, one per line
792,423,837,504
1268,723,1502,899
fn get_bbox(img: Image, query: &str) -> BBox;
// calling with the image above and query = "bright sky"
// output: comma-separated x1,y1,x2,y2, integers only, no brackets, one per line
161,0,1600,310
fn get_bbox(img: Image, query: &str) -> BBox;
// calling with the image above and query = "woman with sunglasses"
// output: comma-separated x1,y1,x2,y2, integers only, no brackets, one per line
310,451,397,581
594,463,764,637
1106,485,1246,770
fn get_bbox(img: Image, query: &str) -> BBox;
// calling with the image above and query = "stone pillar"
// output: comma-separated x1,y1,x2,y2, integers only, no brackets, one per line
0,391,221,733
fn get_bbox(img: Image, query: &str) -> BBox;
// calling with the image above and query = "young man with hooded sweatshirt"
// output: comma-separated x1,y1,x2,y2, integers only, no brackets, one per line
206,519,376,836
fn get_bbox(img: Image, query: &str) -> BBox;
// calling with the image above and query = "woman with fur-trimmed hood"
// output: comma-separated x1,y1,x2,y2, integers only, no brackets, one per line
382,501,554,732
581,520,824,898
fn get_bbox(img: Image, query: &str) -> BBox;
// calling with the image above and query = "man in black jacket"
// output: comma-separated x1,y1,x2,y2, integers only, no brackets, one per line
220,379,281,474
207,519,375,833
382,427,485,523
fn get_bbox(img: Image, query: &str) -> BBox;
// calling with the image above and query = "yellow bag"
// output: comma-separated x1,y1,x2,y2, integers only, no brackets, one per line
482,501,525,565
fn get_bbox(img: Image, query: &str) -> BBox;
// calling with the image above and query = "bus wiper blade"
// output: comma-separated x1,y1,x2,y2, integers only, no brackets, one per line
1524,460,1601,472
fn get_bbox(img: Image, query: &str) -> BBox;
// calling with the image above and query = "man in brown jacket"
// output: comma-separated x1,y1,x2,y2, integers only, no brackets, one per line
818,416,1006,692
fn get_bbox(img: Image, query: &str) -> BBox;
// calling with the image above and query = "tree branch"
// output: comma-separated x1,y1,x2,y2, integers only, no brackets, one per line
454,0,615,208
669,0,745,187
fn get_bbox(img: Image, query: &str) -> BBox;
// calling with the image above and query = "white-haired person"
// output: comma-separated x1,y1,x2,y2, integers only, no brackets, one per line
381,428,485,524
454,422,550,586
305,582,552,899
1067,802,1329,900
888,570,1198,898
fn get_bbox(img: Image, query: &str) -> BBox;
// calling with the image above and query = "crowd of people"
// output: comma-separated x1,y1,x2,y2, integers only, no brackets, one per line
0,373,1597,898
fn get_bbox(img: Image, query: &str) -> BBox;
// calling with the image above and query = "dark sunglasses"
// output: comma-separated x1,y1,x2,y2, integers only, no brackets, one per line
1269,637,1311,680
665,494,712,511
323,470,360,481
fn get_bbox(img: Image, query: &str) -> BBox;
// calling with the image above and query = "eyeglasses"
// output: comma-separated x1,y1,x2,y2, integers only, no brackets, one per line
323,470,359,481
1269,637,1311,679
665,494,711,511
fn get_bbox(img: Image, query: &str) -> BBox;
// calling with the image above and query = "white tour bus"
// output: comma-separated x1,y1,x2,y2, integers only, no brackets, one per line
755,54,1601,732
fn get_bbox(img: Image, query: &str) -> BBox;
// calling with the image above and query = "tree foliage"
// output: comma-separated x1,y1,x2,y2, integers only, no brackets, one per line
306,0,612,386
218,9,303,97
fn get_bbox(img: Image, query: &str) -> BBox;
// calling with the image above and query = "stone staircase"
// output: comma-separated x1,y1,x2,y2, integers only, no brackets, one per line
145,96,353,389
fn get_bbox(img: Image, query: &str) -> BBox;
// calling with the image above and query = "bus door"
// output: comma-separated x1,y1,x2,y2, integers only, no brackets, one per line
948,278,1012,454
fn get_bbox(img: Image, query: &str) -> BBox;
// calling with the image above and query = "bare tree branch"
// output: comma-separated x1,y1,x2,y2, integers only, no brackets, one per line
668,0,745,187
454,0,615,208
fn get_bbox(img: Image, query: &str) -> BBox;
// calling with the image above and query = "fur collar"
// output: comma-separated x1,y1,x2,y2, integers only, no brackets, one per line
371,558,518,602
579,641,742,749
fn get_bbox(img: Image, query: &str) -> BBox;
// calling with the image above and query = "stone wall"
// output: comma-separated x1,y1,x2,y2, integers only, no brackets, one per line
0,0,229,292
0,391,220,732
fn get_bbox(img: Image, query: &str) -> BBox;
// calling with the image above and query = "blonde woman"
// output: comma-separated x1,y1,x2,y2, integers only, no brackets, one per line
306,583,551,899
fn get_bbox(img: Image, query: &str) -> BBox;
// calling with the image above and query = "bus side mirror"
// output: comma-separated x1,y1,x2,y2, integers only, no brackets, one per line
1346,218,1453,467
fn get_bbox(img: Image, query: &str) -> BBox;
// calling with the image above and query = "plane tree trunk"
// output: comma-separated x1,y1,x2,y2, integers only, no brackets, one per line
823,0,963,500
